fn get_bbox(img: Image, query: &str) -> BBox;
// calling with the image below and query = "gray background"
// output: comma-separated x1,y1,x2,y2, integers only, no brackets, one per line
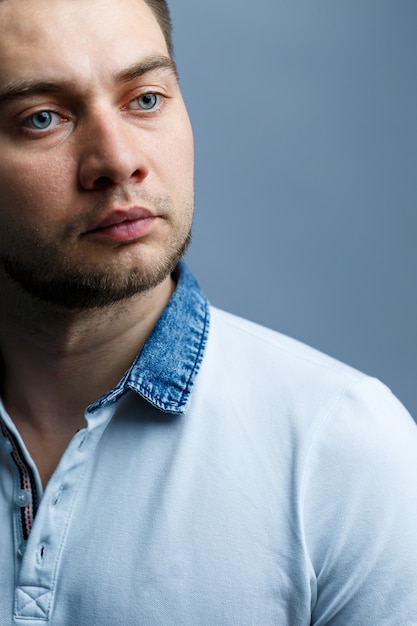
170,0,417,419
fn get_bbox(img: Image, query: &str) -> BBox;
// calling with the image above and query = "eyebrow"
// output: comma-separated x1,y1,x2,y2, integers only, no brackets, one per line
0,55,178,106
115,55,178,84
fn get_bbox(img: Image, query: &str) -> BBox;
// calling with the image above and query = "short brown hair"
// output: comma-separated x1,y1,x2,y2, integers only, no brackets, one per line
143,0,174,57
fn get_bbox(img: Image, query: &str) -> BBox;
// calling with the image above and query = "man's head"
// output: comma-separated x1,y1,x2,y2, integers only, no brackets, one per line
0,0,193,310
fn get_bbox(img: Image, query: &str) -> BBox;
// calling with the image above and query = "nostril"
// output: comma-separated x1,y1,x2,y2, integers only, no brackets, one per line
93,176,115,189
79,160,147,190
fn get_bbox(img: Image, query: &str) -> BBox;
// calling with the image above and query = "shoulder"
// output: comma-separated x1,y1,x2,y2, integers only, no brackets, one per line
209,305,363,375
204,306,417,520
207,304,367,393
204,310,417,622
202,305,416,445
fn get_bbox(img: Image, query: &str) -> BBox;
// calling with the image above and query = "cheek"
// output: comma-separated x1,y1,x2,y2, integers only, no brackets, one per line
163,120,194,195
0,165,36,219
0,151,74,219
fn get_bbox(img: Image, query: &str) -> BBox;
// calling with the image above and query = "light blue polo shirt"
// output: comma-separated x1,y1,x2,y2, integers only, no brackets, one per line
1,263,417,625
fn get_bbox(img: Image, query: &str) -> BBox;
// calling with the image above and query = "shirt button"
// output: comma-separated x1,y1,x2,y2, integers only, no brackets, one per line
15,490,32,507
2,438,12,453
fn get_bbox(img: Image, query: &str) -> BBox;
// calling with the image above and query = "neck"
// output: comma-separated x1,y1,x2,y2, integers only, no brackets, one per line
0,274,175,432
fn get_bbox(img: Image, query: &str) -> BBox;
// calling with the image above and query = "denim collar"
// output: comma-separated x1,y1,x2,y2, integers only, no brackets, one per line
87,261,210,415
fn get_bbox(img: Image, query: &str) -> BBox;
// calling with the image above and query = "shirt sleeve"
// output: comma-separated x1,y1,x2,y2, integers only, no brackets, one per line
301,377,417,625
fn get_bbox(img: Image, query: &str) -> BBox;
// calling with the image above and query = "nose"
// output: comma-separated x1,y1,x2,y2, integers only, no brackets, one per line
78,111,148,190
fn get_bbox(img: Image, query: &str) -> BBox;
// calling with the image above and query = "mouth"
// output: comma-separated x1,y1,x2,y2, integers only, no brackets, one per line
84,207,157,242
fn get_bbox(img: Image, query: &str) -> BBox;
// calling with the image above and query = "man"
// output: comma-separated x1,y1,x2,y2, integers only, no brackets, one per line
0,0,416,624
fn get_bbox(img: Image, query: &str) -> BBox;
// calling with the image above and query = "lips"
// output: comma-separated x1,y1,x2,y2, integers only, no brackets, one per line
84,207,157,242
89,207,154,230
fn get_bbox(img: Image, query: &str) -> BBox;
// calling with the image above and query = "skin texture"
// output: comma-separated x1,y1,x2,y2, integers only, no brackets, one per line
0,0,194,485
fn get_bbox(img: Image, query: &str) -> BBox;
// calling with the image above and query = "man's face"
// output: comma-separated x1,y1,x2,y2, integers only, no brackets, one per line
0,0,194,309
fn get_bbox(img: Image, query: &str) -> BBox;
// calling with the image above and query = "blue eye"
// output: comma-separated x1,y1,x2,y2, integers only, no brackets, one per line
137,93,158,110
23,110,61,131
128,93,160,112
30,111,53,129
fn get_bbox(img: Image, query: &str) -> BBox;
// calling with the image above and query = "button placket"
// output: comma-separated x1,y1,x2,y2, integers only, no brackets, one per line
10,405,116,620
13,423,99,619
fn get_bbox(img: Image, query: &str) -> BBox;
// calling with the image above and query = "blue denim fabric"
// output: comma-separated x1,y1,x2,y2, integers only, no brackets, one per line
87,261,210,415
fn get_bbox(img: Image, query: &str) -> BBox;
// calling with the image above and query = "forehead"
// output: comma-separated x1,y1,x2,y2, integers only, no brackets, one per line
0,0,168,86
